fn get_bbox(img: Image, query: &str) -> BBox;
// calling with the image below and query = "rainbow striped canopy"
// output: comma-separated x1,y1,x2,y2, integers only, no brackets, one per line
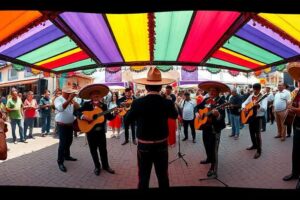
0,11,299,73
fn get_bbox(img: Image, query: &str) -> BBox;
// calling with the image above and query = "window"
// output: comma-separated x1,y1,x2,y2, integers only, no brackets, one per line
8,68,18,81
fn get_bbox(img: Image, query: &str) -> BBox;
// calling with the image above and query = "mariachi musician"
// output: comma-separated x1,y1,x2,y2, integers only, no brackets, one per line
282,62,300,190
117,87,136,145
195,81,228,178
242,83,268,159
75,84,116,176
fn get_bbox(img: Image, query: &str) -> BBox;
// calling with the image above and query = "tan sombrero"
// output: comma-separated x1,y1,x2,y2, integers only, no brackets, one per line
287,62,300,81
134,67,175,85
78,84,109,99
198,81,230,93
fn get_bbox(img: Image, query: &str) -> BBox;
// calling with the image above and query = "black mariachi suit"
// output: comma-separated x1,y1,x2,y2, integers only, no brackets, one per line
75,101,115,169
124,94,178,189
117,96,136,142
195,97,226,174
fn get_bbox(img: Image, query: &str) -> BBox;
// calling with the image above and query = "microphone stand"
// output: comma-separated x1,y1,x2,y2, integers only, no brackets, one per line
169,121,188,166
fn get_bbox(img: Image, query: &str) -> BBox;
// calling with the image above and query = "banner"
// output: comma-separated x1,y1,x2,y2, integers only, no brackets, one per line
181,67,198,81
105,69,122,82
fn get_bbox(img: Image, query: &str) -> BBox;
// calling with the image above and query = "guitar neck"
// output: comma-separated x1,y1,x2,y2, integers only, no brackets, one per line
96,108,115,118
206,103,228,116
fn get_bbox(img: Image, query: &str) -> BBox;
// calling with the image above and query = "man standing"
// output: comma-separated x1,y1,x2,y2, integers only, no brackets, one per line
242,83,268,159
125,67,178,189
118,88,136,145
6,90,26,144
195,82,227,177
54,88,79,172
181,92,196,143
265,86,275,124
283,63,300,189
228,88,242,139
75,84,116,176
273,82,291,141
39,90,52,137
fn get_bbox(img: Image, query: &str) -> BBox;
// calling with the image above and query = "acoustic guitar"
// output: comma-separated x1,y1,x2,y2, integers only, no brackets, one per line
194,102,229,130
283,89,300,126
118,98,133,117
76,107,117,133
240,93,268,124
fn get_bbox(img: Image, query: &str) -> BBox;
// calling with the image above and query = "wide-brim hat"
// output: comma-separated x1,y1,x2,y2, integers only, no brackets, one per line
198,81,230,93
78,84,109,99
133,67,176,85
287,62,300,81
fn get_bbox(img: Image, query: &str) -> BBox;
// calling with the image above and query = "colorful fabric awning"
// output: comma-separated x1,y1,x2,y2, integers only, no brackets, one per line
0,11,299,73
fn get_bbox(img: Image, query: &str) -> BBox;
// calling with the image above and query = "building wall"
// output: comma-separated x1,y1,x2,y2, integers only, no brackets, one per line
0,65,56,94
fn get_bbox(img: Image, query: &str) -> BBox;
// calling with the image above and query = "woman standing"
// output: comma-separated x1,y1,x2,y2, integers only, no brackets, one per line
23,91,38,139
108,92,122,138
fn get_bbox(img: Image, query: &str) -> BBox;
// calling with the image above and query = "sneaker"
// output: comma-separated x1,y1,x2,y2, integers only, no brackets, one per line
13,140,18,144
182,138,188,141
41,133,45,137
234,135,239,140
229,134,234,137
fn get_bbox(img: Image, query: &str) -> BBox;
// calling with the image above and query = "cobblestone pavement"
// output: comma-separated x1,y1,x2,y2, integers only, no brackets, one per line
0,121,298,190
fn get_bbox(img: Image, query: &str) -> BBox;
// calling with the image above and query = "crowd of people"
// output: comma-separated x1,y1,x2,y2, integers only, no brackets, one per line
0,67,299,190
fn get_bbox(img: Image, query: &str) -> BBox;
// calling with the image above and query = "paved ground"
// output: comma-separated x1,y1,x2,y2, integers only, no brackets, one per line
0,120,298,190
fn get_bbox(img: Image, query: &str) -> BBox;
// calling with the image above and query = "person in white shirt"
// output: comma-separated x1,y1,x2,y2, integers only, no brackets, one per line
266,86,275,124
242,83,268,159
181,92,196,143
273,82,291,141
54,88,79,173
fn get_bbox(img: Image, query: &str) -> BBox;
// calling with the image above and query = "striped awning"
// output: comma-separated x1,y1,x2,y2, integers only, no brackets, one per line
0,11,299,73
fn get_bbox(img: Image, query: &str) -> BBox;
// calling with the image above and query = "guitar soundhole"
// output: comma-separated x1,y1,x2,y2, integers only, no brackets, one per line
93,115,98,120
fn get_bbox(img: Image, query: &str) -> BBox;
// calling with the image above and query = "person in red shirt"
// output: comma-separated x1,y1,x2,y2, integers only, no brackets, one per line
23,91,38,139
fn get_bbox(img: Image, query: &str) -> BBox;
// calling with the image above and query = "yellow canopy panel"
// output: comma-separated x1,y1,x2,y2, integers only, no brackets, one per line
259,13,300,42
106,13,150,62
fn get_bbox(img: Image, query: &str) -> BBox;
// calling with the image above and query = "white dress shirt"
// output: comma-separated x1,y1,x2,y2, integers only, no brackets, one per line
181,100,196,120
273,90,291,112
54,96,75,124
242,93,268,117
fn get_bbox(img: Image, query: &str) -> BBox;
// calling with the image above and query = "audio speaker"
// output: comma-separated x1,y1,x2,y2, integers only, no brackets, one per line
37,79,48,96
283,72,294,89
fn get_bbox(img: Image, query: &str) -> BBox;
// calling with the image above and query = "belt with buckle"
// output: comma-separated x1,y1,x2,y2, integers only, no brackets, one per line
138,138,167,144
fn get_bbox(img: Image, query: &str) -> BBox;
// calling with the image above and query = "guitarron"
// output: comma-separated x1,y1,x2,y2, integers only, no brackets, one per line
240,93,268,124
283,89,300,126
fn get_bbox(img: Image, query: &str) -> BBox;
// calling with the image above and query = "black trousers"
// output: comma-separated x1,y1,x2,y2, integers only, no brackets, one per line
57,124,74,164
267,106,274,123
202,129,221,166
287,124,294,136
183,119,196,140
124,121,136,141
292,126,300,176
261,115,266,131
86,129,109,169
137,142,169,189
248,117,262,153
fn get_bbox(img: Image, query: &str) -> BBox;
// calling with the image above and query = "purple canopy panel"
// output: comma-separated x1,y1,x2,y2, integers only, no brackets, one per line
248,19,300,54
1,25,65,58
181,68,198,81
236,24,298,58
0,20,53,53
60,12,123,63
